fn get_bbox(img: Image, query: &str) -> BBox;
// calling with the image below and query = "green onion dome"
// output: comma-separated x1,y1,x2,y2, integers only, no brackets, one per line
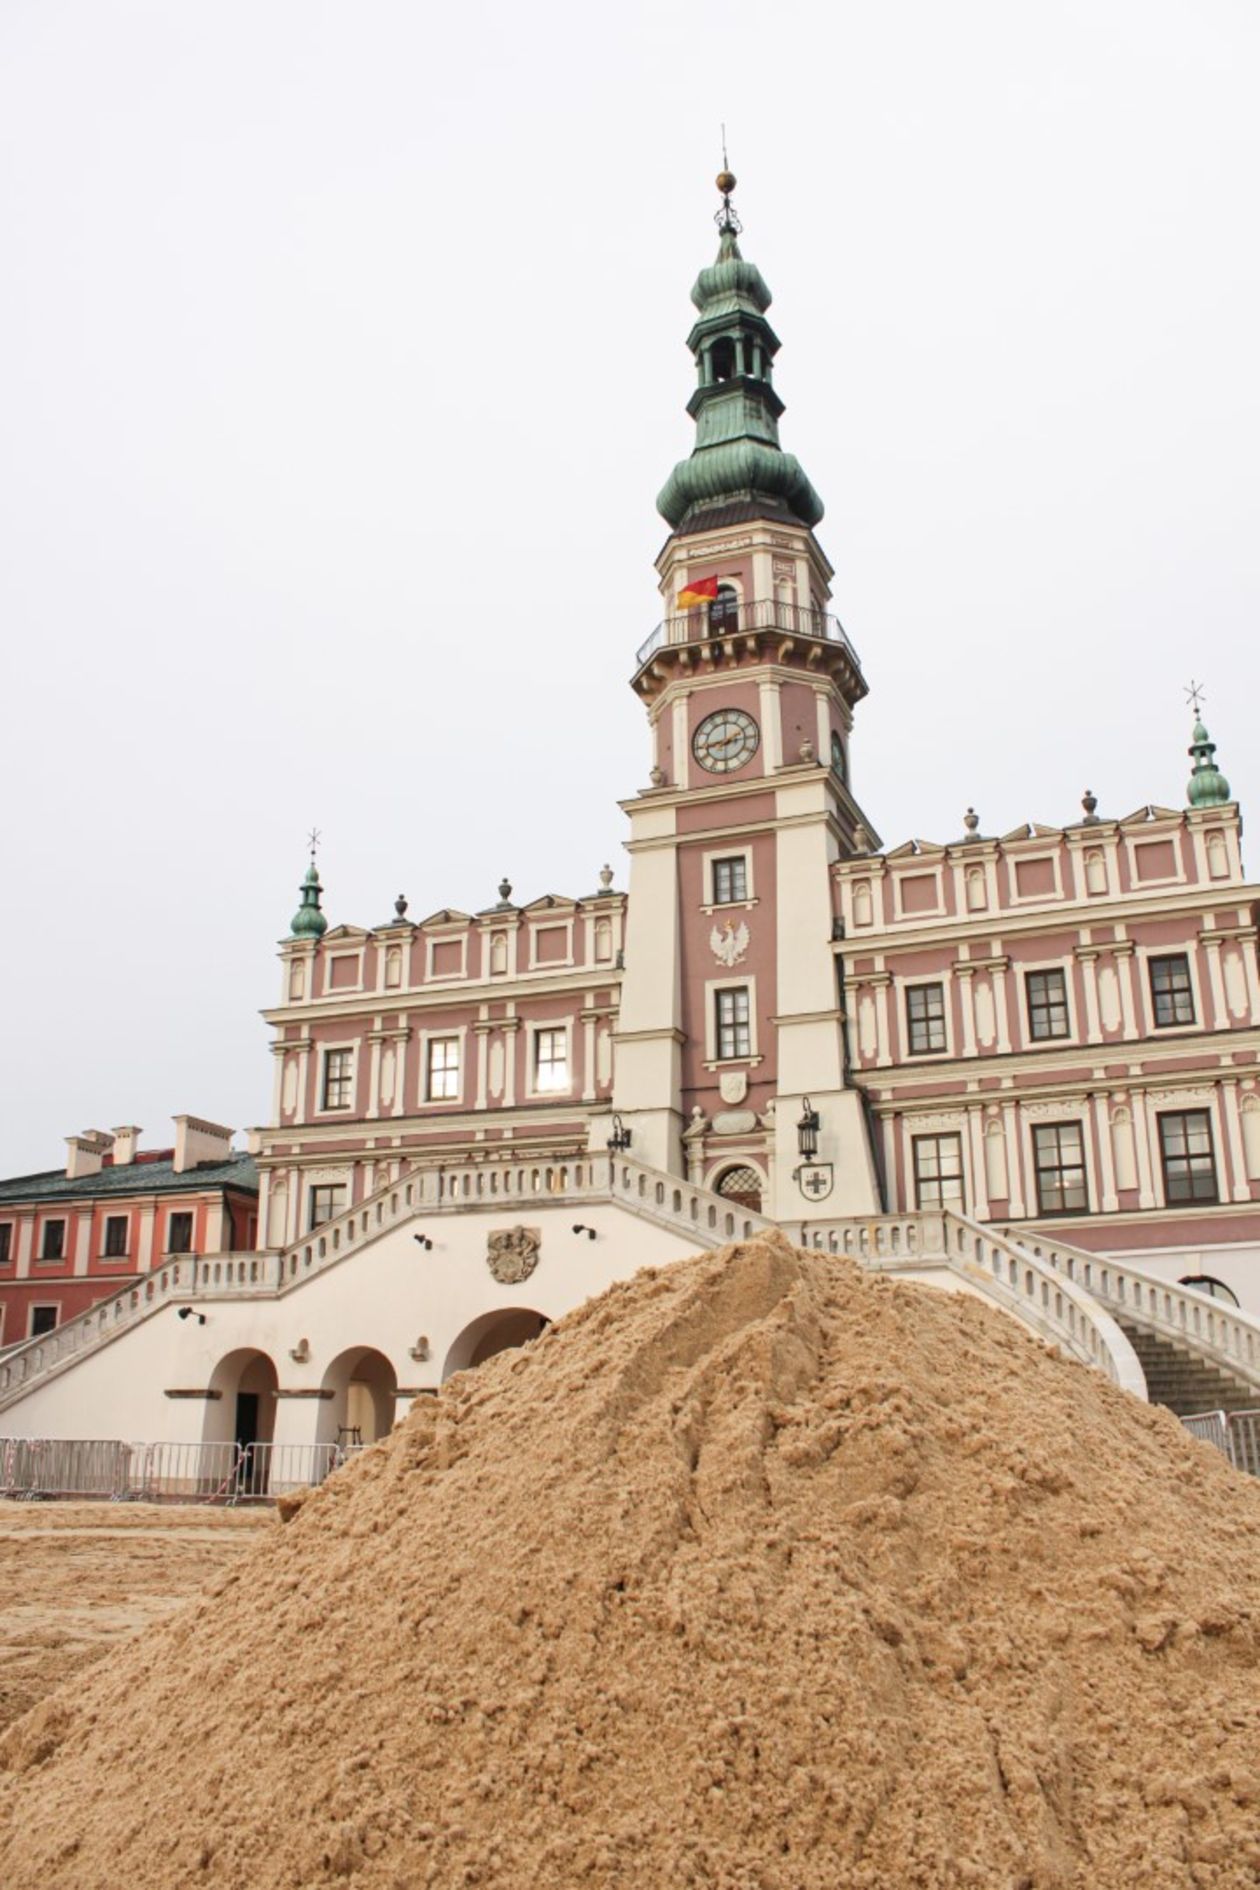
291,859,328,938
1187,716,1231,808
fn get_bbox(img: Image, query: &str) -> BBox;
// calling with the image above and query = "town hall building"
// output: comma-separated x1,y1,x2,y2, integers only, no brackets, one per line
2,175,1258,1484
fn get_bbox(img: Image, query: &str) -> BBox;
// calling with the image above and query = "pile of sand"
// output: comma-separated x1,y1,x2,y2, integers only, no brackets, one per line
2,1233,1259,1888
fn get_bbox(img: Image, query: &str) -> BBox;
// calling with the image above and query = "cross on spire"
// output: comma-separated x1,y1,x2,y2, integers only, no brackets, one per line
1185,680,1206,715
307,826,322,863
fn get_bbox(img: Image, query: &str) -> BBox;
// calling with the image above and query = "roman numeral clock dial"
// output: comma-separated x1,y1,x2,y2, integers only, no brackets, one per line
692,708,759,775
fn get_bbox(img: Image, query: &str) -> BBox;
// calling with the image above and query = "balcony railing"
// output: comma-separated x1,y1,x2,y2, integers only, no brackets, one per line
634,598,864,674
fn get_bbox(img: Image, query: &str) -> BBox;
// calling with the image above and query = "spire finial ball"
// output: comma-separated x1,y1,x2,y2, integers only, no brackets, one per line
716,170,736,195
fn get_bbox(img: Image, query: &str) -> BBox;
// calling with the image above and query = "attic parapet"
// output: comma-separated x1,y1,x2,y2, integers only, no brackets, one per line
833,802,1248,939
269,889,628,1011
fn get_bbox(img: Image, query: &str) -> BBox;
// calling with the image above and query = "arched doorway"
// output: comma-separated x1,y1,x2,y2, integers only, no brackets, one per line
316,1346,398,1446
202,1348,279,1449
443,1308,549,1381
714,1163,764,1213
708,582,739,635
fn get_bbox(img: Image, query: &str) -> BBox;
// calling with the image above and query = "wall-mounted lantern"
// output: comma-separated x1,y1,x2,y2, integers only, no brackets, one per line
607,1113,632,1154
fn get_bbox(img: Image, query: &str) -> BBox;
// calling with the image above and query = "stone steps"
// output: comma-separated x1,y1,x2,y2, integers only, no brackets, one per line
1119,1322,1259,1419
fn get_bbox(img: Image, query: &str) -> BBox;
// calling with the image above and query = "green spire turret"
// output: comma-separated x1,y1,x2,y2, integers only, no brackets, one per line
657,173,823,535
1186,712,1231,808
290,842,328,939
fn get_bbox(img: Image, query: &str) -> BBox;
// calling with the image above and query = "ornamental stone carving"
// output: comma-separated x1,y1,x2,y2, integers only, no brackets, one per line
486,1225,541,1286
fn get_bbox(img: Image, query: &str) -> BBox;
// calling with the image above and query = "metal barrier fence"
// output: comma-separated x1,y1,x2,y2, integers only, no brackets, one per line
0,1437,355,1504
1182,1409,1260,1477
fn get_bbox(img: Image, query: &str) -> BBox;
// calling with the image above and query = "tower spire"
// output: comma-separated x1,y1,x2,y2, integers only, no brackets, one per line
290,830,328,939
656,171,823,535
1185,687,1231,808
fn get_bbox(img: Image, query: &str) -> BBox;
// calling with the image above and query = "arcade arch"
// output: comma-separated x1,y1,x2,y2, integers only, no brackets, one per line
202,1348,278,1451
316,1346,398,1446
443,1307,549,1380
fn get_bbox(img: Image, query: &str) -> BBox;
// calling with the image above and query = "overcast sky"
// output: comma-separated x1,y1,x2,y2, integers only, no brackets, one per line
2,1,1258,1177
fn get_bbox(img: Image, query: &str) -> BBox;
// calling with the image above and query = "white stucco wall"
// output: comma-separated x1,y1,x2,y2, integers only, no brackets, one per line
1,1202,710,1442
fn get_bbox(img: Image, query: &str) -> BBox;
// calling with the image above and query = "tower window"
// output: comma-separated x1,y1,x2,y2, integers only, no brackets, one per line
39,1220,66,1261
710,337,735,382
712,856,748,905
708,583,739,633
103,1215,129,1258
715,986,751,1060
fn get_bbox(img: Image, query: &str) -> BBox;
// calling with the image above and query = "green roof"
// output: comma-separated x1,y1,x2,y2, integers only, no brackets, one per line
0,1152,258,1207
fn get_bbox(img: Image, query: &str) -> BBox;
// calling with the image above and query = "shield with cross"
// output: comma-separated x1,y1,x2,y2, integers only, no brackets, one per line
796,1162,834,1203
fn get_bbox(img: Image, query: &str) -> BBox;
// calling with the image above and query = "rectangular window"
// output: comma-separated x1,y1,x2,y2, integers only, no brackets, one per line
716,986,752,1059
426,1037,460,1101
1158,1110,1218,1204
309,1184,347,1230
322,1048,354,1110
103,1215,129,1258
1026,968,1070,1042
1149,954,1195,1028
712,856,748,905
535,1028,569,1093
913,1134,965,1210
1032,1122,1089,1216
0,1224,11,1264
40,1220,66,1261
906,983,947,1054
166,1212,194,1255
30,1305,58,1337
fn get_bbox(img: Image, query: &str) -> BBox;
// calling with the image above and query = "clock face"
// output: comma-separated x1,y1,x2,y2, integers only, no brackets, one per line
693,707,760,775
830,730,847,780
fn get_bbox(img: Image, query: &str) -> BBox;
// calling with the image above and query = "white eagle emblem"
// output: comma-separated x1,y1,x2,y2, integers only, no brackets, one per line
710,918,750,967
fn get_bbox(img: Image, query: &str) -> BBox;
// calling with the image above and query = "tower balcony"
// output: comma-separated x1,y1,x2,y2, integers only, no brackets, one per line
632,598,866,701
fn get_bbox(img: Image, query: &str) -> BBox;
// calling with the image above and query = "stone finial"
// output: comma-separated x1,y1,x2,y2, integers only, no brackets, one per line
598,864,614,893
394,894,409,920
799,737,816,764
1081,789,1100,825
497,878,513,906
649,763,667,788
962,807,980,840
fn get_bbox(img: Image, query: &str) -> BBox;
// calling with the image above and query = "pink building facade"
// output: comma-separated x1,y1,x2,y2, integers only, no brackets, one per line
0,1118,257,1345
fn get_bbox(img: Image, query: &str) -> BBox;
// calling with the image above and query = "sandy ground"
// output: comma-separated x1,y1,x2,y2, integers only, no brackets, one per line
0,1499,274,1732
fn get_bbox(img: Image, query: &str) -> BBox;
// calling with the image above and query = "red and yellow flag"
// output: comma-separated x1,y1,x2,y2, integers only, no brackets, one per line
676,575,719,609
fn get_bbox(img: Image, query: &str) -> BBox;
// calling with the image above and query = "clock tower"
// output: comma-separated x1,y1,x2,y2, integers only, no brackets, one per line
613,175,883,1219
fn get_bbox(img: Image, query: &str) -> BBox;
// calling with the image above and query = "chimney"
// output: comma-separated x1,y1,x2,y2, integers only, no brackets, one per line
111,1126,142,1167
65,1130,114,1180
173,1115,234,1174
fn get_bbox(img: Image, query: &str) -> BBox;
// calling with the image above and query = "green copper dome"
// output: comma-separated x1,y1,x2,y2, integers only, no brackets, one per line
691,232,772,319
1187,715,1231,808
291,858,328,938
658,220,823,535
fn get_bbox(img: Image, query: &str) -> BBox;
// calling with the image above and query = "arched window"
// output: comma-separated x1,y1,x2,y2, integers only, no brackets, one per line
490,932,508,975
714,1164,762,1212
1179,1274,1240,1307
709,582,739,634
710,337,735,382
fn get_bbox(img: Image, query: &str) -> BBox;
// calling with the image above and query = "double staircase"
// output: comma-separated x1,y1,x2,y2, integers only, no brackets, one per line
1,1155,1259,1475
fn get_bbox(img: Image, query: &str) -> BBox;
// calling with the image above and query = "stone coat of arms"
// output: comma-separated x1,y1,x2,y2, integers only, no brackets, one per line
710,918,750,968
486,1225,541,1286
